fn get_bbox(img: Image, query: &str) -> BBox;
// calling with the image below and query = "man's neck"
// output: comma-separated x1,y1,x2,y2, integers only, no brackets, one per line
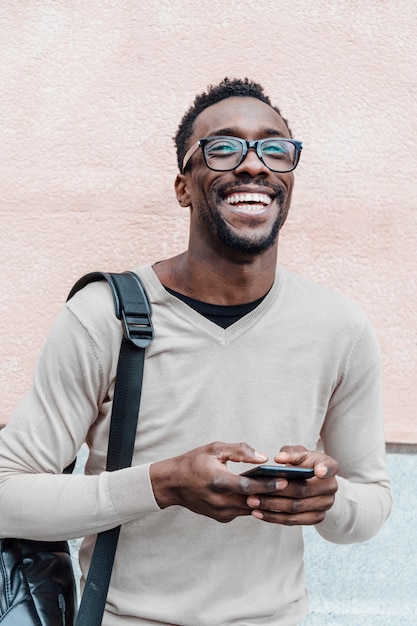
152,247,278,306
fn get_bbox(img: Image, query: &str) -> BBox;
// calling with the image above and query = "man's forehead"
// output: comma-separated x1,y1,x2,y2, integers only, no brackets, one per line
191,96,289,140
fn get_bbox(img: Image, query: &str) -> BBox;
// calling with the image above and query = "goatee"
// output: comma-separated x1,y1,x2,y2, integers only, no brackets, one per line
206,184,287,255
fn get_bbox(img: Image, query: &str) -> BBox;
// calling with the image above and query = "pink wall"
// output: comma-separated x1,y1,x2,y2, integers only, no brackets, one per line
1,2,416,442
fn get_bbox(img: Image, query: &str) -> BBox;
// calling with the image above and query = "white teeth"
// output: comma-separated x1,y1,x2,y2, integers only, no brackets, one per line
225,193,271,206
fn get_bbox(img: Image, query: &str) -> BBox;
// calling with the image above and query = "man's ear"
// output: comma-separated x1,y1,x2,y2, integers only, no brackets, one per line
175,174,192,207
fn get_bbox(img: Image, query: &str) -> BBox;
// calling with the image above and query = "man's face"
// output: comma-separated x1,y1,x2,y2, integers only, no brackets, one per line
176,96,295,256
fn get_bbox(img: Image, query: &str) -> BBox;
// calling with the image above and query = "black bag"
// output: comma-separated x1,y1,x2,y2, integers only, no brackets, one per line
0,539,77,625
0,271,154,626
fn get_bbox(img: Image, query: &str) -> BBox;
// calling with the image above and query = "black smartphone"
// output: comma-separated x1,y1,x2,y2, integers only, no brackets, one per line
241,465,314,480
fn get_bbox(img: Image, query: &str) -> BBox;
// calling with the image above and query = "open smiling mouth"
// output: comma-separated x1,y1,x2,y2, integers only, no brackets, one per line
224,192,272,213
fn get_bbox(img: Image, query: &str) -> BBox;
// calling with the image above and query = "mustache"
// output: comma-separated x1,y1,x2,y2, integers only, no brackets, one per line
216,178,285,201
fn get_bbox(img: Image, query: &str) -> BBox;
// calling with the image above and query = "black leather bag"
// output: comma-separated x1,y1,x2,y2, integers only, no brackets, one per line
0,271,154,626
0,539,77,625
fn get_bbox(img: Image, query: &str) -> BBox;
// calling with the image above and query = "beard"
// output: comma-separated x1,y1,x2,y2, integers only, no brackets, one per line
199,183,287,256
210,211,281,255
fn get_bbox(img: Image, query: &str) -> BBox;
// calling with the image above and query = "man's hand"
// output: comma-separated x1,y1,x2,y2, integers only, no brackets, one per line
246,445,338,526
150,442,288,523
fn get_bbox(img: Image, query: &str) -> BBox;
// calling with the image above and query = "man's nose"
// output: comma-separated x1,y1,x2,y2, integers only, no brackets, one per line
233,147,269,176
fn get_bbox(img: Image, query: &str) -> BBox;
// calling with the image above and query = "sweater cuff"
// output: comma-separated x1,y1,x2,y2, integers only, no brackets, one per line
314,476,358,542
107,463,160,519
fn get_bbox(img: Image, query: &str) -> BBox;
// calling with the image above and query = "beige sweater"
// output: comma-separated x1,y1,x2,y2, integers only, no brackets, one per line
0,265,392,625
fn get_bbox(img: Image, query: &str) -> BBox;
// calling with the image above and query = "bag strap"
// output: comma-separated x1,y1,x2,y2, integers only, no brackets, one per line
67,271,154,626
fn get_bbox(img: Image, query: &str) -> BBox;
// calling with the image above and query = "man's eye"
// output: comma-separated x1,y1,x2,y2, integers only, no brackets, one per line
262,143,288,157
208,142,239,155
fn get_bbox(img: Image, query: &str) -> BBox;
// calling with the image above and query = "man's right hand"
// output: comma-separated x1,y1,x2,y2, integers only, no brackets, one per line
149,442,288,523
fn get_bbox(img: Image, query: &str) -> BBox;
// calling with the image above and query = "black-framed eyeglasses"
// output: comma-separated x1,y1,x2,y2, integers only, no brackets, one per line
181,135,303,174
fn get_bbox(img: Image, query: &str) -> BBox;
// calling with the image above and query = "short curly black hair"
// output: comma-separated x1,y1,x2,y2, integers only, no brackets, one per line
174,77,290,172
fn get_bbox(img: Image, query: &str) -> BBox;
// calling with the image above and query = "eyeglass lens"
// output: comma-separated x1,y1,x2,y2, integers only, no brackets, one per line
204,137,297,172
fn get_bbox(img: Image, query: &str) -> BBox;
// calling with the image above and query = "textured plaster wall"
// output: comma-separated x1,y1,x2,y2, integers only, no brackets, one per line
0,1,416,442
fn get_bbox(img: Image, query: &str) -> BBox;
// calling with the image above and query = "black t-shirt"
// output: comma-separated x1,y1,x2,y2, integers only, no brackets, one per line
164,287,266,329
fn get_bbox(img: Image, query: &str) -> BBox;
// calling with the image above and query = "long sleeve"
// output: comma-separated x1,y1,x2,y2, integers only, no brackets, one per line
0,281,159,541
317,316,392,543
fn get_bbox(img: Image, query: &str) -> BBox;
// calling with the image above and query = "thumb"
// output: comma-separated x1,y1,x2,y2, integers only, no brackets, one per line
212,442,268,465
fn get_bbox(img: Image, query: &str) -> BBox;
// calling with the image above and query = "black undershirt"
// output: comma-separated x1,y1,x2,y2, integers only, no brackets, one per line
164,286,266,329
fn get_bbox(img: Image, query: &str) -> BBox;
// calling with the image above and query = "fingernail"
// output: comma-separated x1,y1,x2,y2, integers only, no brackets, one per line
275,479,287,490
251,510,264,520
254,451,268,461
247,497,261,508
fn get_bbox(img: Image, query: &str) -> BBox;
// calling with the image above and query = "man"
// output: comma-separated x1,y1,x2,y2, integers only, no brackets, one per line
0,78,392,625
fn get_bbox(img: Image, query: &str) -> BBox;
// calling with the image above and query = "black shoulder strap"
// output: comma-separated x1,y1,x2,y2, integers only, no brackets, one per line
67,271,154,350
67,271,154,626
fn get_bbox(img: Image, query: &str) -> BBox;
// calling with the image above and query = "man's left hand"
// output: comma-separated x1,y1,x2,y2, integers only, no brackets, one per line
246,445,338,526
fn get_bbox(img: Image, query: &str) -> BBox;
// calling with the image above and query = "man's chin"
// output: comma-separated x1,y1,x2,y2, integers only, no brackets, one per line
217,224,279,256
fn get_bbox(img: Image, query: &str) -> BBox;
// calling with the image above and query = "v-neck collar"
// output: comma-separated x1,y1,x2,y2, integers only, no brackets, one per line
136,265,283,344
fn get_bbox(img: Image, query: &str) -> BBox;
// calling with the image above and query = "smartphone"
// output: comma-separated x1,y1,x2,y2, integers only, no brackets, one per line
241,465,315,480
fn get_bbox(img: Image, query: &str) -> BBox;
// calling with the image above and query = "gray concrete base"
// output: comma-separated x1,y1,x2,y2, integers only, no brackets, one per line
301,452,417,625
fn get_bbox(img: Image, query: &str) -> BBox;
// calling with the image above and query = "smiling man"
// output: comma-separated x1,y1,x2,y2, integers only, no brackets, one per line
177,97,297,257
0,78,392,625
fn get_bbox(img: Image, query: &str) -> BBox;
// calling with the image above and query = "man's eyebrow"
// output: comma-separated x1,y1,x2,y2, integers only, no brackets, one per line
208,127,286,138
262,127,286,137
